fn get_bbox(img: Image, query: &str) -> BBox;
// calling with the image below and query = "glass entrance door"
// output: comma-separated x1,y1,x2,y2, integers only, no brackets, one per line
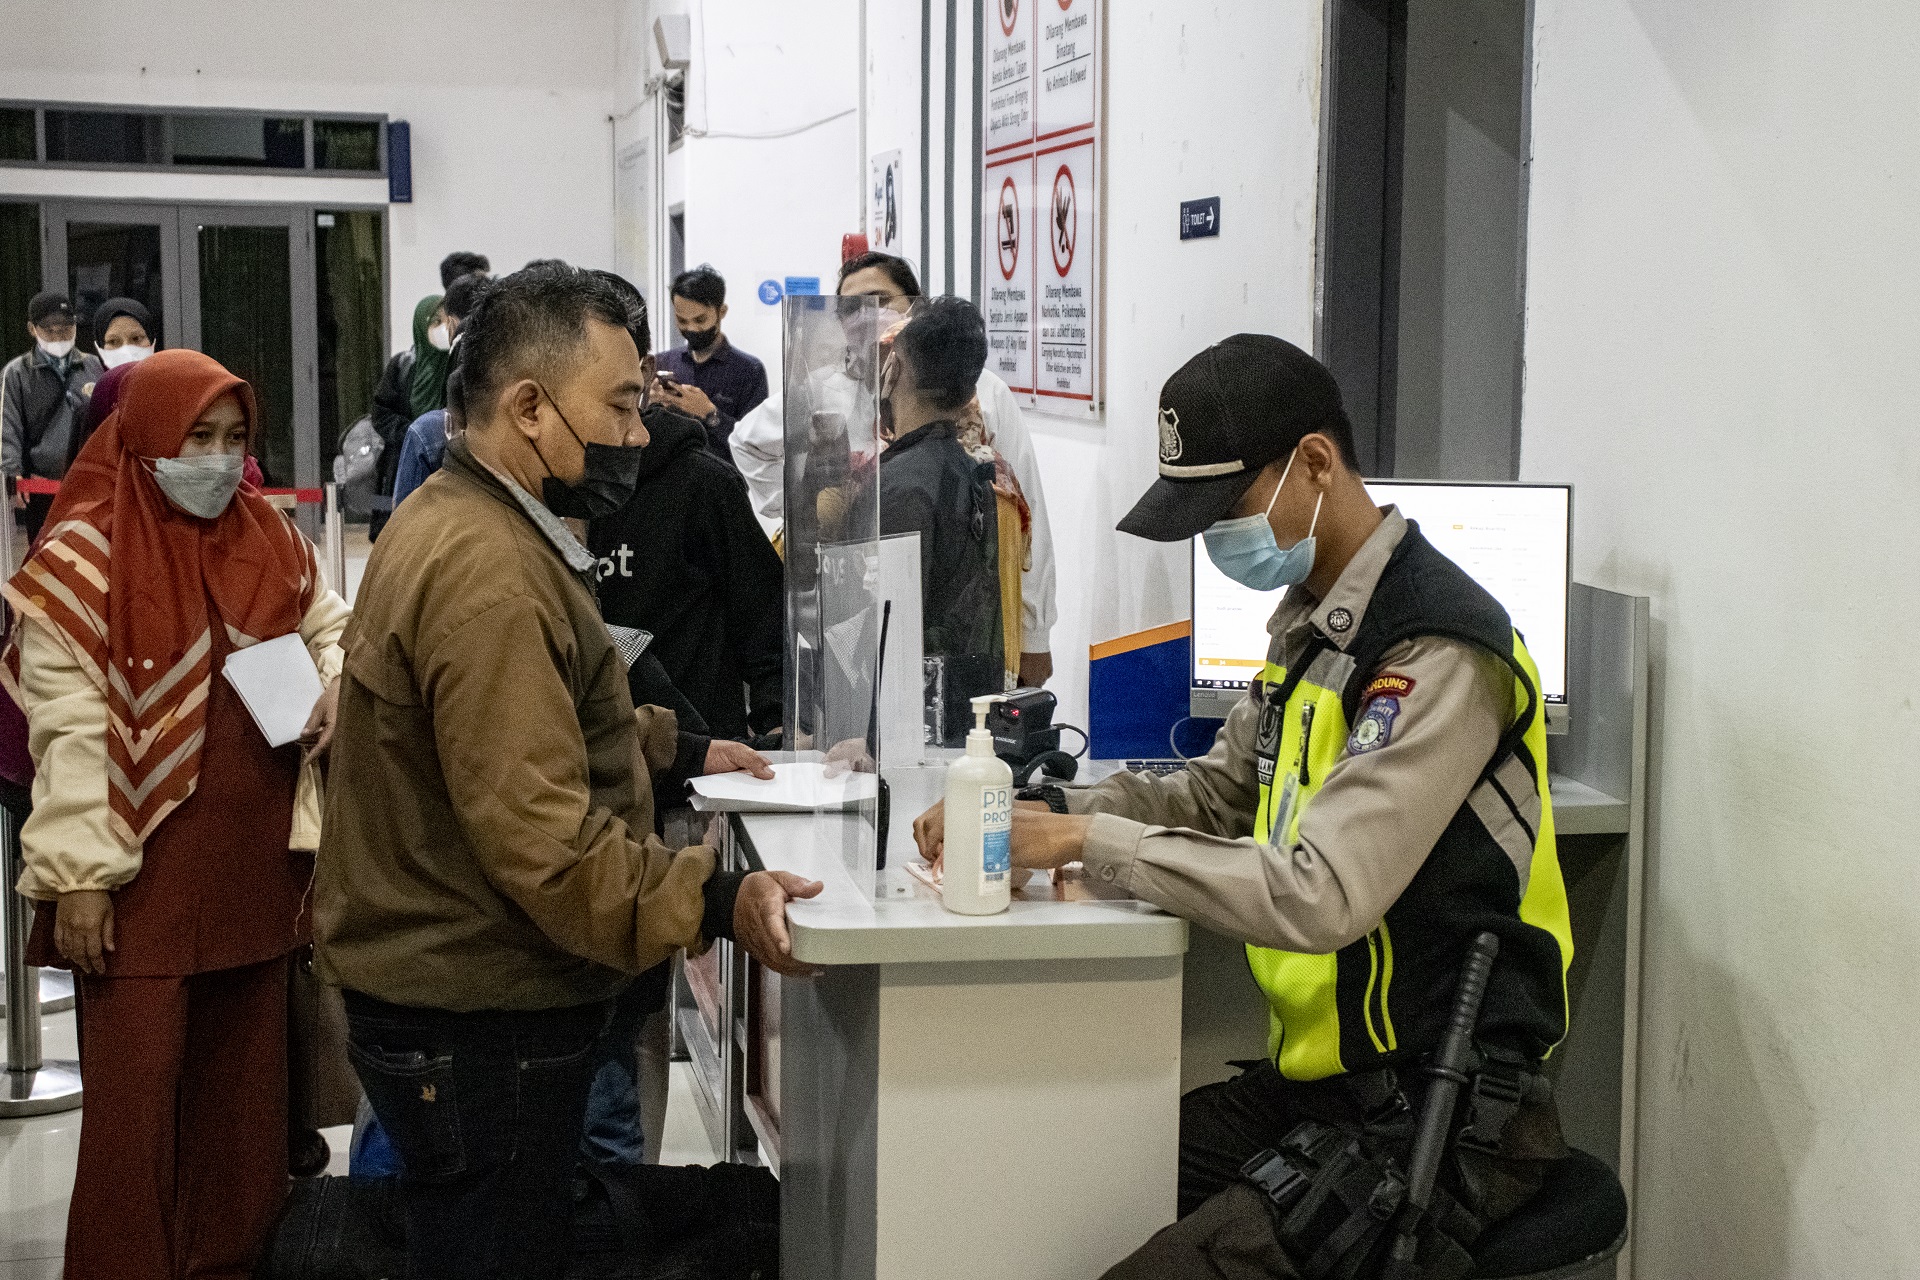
43,202,322,502
46,203,183,355
177,206,318,492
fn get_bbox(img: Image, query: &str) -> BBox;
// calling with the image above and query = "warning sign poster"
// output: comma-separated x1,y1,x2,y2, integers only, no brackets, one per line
1036,139,1094,403
981,0,1099,417
983,155,1033,394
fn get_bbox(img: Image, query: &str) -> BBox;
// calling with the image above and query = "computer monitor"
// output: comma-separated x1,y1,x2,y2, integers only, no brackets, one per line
1191,481,1572,726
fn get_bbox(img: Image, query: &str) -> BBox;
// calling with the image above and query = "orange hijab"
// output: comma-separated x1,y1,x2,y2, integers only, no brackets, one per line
2,349,320,847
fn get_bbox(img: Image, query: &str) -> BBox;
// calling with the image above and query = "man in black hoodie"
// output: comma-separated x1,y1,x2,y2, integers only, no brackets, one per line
591,374,786,744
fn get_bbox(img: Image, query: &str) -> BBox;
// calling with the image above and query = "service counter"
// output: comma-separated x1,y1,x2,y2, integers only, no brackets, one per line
685,764,1187,1280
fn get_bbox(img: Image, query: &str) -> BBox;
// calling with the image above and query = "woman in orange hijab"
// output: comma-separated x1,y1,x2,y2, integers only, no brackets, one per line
3,350,351,1277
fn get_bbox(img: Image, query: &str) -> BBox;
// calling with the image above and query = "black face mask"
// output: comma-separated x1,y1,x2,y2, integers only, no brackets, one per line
532,385,645,520
679,325,721,353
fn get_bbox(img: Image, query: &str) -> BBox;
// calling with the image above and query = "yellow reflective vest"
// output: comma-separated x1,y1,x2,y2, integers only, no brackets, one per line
1244,527,1573,1082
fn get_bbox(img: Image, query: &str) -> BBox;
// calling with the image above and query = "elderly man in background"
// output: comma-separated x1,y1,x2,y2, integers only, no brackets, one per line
3,291,104,542
316,261,819,1279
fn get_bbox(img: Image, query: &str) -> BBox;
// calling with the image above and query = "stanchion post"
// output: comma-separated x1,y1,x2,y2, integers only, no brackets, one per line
0,484,73,1020
1,798,82,1116
0,482,83,1117
323,482,348,596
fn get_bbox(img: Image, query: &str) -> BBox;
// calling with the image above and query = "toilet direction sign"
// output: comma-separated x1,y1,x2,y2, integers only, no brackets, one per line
1180,197,1221,240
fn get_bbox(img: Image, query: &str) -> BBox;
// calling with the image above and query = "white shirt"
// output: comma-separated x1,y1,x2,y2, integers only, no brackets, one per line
731,368,1058,650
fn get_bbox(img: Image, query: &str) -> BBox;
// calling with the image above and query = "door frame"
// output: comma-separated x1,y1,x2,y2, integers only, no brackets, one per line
41,200,187,352
176,203,320,492
43,198,322,492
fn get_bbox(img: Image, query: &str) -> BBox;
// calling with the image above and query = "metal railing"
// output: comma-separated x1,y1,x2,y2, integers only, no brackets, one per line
0,498,82,1118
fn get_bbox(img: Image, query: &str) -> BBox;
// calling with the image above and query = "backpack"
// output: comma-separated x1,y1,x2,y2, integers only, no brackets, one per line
331,416,383,518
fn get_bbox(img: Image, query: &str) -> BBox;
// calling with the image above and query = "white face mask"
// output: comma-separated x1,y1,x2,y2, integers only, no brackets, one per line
426,322,452,351
99,343,155,370
38,338,75,360
150,453,246,519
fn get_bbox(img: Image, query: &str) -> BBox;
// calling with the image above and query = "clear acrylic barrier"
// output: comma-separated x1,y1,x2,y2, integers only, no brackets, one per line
782,295,884,891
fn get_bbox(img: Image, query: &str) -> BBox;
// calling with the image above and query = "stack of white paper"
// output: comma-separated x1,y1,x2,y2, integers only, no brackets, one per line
221,632,324,748
689,761,880,812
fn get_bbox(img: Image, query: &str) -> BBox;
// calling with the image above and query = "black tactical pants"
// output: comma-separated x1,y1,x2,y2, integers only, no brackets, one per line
1176,1061,1386,1218
1106,1062,1556,1280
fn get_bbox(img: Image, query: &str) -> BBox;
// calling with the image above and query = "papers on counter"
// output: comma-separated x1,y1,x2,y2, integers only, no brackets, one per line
221,632,324,748
689,761,881,812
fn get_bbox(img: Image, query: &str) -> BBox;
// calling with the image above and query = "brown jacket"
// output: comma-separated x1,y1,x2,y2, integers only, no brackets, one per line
314,437,740,1013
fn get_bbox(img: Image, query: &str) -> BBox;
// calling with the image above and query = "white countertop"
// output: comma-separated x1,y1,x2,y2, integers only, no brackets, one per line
732,762,1188,967
726,757,1625,967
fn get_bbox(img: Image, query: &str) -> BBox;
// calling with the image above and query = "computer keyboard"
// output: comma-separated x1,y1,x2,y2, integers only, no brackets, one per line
1124,759,1188,777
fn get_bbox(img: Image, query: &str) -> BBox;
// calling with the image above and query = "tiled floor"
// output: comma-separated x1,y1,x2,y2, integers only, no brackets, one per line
0,1002,722,1272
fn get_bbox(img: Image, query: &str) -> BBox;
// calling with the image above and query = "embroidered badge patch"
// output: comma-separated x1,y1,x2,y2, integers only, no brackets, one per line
1158,406,1183,462
1362,672,1416,701
1348,696,1400,754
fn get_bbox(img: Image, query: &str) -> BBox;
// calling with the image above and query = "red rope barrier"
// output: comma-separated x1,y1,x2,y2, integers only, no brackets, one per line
14,477,324,503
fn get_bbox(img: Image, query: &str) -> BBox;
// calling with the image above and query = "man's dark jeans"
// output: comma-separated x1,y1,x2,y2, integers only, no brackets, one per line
343,991,610,1280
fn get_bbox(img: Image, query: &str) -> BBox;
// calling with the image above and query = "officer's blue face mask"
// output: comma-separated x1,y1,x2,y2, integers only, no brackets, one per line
1202,448,1323,592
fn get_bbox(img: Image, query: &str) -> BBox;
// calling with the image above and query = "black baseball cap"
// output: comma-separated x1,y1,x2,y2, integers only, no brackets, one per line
28,291,76,326
1117,334,1349,542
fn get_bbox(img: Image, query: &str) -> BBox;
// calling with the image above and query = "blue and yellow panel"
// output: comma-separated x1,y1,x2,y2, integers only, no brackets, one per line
1089,620,1223,760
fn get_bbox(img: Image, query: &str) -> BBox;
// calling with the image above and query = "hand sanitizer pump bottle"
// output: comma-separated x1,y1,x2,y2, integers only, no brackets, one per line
941,695,1013,915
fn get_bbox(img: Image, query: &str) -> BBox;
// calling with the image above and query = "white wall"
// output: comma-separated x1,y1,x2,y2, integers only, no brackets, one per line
1026,1,1325,727
0,0,623,353
854,0,1324,727
1521,2,1920,1275
629,0,860,367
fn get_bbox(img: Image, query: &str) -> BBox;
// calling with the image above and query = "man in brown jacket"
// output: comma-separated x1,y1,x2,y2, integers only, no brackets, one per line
316,263,818,1279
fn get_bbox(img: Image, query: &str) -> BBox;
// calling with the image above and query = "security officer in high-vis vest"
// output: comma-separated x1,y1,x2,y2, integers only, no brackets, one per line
913,335,1574,1279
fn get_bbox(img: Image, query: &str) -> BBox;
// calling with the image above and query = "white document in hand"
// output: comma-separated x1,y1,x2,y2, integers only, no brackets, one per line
221,632,325,748
689,761,881,811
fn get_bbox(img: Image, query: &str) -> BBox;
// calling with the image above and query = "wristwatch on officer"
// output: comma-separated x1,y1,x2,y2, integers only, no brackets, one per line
1017,783,1070,814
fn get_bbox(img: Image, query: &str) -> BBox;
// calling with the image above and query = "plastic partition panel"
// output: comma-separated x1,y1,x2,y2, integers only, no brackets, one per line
782,295,883,892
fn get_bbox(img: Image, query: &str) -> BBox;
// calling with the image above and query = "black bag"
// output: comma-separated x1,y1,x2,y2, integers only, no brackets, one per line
254,1176,405,1280
256,1163,779,1280
568,1161,779,1280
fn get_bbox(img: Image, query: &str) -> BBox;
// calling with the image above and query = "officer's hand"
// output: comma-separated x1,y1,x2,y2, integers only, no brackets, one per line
704,739,775,779
55,890,115,976
913,799,1052,870
1010,811,1093,871
912,800,947,866
733,870,825,977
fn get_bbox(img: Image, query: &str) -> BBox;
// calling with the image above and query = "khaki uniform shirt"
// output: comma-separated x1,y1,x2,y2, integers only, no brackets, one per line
1072,509,1515,955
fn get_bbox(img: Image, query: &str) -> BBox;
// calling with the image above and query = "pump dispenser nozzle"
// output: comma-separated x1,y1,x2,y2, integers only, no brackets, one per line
966,695,999,757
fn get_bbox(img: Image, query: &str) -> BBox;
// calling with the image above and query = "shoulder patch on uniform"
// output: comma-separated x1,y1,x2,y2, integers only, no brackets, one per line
1348,696,1400,754
1362,672,1416,701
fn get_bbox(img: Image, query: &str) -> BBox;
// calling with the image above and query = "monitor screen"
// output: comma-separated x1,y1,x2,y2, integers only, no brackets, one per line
1191,481,1571,703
